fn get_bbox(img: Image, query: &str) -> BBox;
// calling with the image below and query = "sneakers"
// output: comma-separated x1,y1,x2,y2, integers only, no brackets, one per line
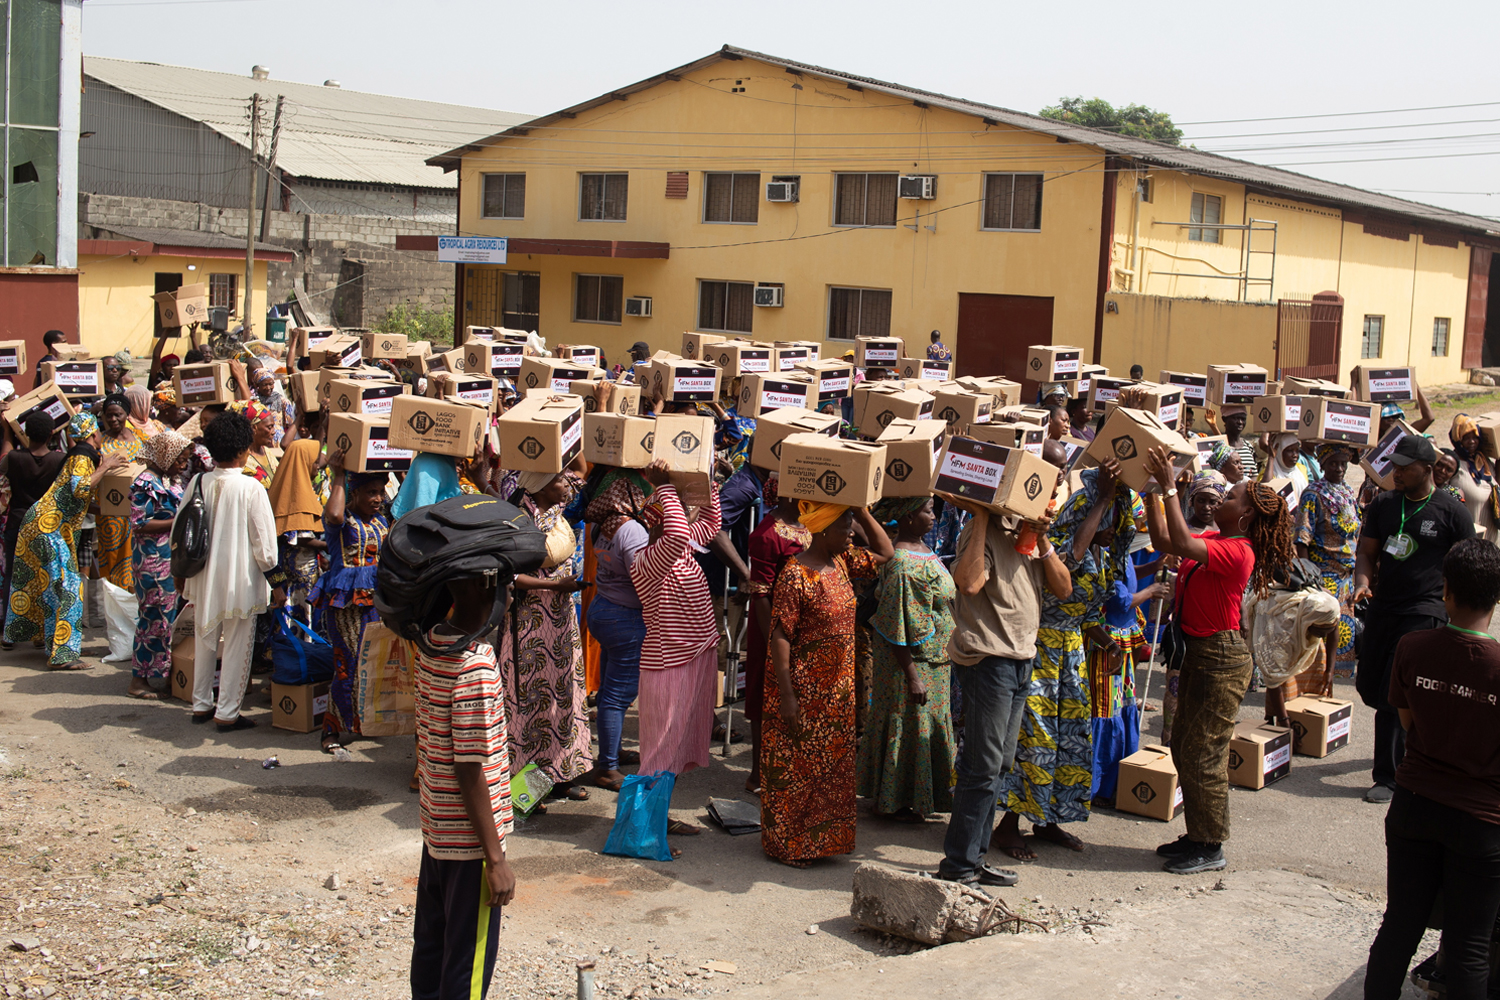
1156,834,1195,858
1162,842,1226,875
1365,784,1395,804
937,863,1020,890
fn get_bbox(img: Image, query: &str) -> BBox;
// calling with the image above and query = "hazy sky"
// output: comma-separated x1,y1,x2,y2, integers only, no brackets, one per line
82,0,1500,222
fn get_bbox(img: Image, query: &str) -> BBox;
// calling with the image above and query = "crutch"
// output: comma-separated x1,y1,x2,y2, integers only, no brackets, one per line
1137,568,1175,741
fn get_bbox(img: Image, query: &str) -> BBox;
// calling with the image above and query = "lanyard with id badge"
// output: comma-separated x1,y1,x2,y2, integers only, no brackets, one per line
1384,492,1433,561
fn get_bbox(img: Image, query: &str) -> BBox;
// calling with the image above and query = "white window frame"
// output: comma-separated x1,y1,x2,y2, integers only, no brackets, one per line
1189,192,1223,244
574,273,624,325
980,172,1045,232
578,172,628,223
1432,317,1451,357
1361,315,1384,359
826,285,893,341
480,173,526,220
701,172,760,226
696,279,755,333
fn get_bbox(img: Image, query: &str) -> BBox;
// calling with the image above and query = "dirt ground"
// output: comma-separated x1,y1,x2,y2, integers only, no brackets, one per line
2,384,1495,1000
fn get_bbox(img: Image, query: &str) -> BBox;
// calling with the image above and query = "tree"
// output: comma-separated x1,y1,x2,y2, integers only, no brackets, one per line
1038,97,1183,145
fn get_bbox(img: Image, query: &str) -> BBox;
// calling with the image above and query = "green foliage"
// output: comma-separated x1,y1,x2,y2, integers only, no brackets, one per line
1039,97,1183,145
374,302,456,345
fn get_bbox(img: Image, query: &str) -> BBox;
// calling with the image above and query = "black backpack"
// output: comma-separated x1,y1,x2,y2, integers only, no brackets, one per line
170,474,211,580
374,494,548,656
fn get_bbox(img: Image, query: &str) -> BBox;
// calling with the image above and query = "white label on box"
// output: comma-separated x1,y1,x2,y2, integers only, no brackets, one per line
43,400,68,421
180,376,216,396
568,350,599,365
740,354,772,373
1179,384,1207,405
1159,402,1181,426
1097,385,1123,404
1325,411,1371,435
1025,440,1043,458
940,449,1005,489
1328,716,1351,742
365,396,395,415
1173,785,1184,808
561,413,583,453
492,357,522,374
1370,376,1413,396
917,409,933,420
457,388,493,404
368,437,414,461
672,376,717,396
1226,380,1267,398
1077,378,1091,397
1053,358,1080,375
1264,743,1292,774
549,377,574,393
308,331,334,347
762,390,807,411
57,371,98,390
313,693,330,715
864,348,898,363
340,345,363,366
973,408,992,425
1286,402,1302,425
921,364,948,380
819,375,851,396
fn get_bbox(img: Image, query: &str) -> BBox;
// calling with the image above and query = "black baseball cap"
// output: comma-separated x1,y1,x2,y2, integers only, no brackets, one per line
1390,435,1438,466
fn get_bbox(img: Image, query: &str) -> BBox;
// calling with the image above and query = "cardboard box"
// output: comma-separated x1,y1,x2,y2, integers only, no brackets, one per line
518,356,592,394
1360,421,1417,492
642,358,721,403
971,421,1046,459
97,462,145,516
777,434,886,507
796,359,855,401
854,336,905,369
1159,369,1209,408
932,388,993,435
682,331,728,360
1085,407,1196,494
289,325,339,358
652,414,716,505
6,382,74,446
595,380,641,416
327,413,414,473
395,340,433,377
1353,365,1417,403
1088,374,1138,413
955,376,1021,410
899,357,952,381
1208,364,1270,406
360,331,408,359
1284,696,1353,758
772,345,813,371
1075,364,1108,400
173,361,232,406
776,339,821,362
874,418,947,498
995,405,1049,426
326,378,406,416
1281,375,1350,399
463,340,524,380
704,340,773,379
438,374,498,411
1115,745,1183,821
738,372,814,417
309,335,362,369
0,340,28,377
1297,397,1378,447
852,384,935,437
153,282,209,329
43,359,104,398
271,681,331,733
933,436,1057,520
389,394,487,458
583,413,656,467
170,637,222,703
1251,395,1307,434
1116,382,1184,430
289,370,322,412
464,325,498,342
751,408,841,470
562,379,605,413
1227,722,1294,790
494,394,583,473
556,344,601,368
1026,344,1084,381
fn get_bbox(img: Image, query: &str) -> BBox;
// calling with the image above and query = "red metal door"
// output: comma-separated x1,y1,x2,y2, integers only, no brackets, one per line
1463,247,1491,369
1277,291,1343,379
955,293,1055,395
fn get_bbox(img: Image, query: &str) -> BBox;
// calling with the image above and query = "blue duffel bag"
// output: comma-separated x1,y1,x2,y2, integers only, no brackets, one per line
269,609,335,685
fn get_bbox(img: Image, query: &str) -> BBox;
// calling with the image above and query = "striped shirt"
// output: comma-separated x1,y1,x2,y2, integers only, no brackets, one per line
415,629,512,861
631,484,722,670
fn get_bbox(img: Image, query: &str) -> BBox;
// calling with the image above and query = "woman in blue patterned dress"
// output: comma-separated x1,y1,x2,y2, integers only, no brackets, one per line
1294,443,1361,684
994,459,1135,859
126,429,191,698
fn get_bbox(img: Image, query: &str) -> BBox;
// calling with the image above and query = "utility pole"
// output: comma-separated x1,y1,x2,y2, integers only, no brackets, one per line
242,92,262,338
259,94,284,242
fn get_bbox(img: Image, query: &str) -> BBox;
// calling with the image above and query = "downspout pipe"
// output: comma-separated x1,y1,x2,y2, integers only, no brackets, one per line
1092,156,1121,365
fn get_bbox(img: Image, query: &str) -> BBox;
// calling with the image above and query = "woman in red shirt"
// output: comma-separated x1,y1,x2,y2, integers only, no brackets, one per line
1142,445,1294,875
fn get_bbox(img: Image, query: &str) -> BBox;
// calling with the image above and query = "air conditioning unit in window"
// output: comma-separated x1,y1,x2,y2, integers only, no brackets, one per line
624,296,652,318
753,285,784,308
765,180,799,203
899,175,937,200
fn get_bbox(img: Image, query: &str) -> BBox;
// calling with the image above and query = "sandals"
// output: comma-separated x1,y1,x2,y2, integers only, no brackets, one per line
592,771,625,793
321,736,342,754
551,785,589,802
215,716,256,733
667,819,702,837
49,660,88,671
618,750,641,766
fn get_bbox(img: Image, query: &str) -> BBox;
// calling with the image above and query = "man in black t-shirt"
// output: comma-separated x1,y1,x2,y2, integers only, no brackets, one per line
1354,434,1476,804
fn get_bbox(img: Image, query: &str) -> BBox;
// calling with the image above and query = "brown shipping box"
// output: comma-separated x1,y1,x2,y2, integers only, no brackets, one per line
796,359,855,401
1076,364,1108,399
557,344,601,368
98,462,146,516
1353,365,1417,403
170,639,222,704
1282,375,1351,399
751,408,841,470
583,413,656,468
643,358,721,403
1474,413,1500,460
1088,375,1138,413
776,340,821,362
1085,407,1196,494
153,282,209,329
308,336,361,369
738,372,814,417
464,325,498,342
704,340,774,379
1285,696,1353,758
933,436,1056,520
778,435,886,508
854,336,905,369
1117,382,1184,430
682,331,728,361
443,374,499,411
596,380,641,416
0,340,27,377
652,414,717,506
1115,745,1184,821
174,361,232,405
1228,722,1294,790
289,370,321,412
568,379,605,413
463,340,525,380
360,331,408,359
43,359,104,398
901,357,952,381
874,418,947,498
971,421,1046,458
932,388,993,435
1297,397,1378,447
327,378,406,416
995,405,1049,426
1207,363,1270,406
288,325,338,358
518,356,591,394
389,394,487,459
772,345,813,371
396,341,433,376
1026,344,1084,382
1251,395,1308,434
494,394,583,473
327,413,415,473
852,384,935,437
6,383,74,446
1361,421,1418,491
956,376,1021,410
272,681,331,733
1159,370,1209,408
423,347,463,375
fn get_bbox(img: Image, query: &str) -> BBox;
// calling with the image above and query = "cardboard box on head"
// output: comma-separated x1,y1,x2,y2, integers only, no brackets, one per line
1360,420,1417,491
494,394,584,473
1116,382,1184,430
932,388,993,435
463,340,524,380
772,345,812,371
795,359,855,402
42,359,104,399
289,326,338,358
852,383,935,438
1296,397,1378,447
704,340,773,379
464,325,498,342
1353,365,1417,403
1285,696,1352,757
682,331,728,361
1159,370,1209,409
389,394,487,459
518,356,592,395
557,344,601,368
1026,344,1084,382
1115,745,1183,821
442,374,500,411
1251,395,1308,434
775,340,821,362
173,361,232,406
395,340,433,377
327,413,414,472
751,408,841,470
289,370,321,412
1474,413,1500,460
6,382,74,446
874,418,947,498
933,436,1057,520
738,372,814,417
308,335,362,369
1228,722,1294,790
595,380,641,416
900,357,952,381
777,434,886,508
1075,364,1107,399
1085,407,1196,494
1281,375,1351,399
854,336,905,369
652,414,716,506
153,282,208,329
0,340,27,377
583,413,656,467
994,405,1049,426
1087,374,1138,413
955,376,1020,411
360,332,408,359
642,358,721,403
1208,364,1270,406
326,378,406,416
971,421,1046,458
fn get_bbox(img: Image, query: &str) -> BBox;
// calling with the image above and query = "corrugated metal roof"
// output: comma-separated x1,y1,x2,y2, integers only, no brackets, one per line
432,44,1499,238
91,223,285,254
85,56,531,190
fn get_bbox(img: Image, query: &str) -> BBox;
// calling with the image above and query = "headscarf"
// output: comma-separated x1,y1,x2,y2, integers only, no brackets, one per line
143,428,190,475
389,452,462,521
870,495,929,524
1206,441,1235,472
125,384,154,432
267,438,324,533
1450,413,1493,483
584,468,652,542
1188,470,1228,503
155,386,178,407
101,392,130,418
515,469,560,496
229,399,270,424
66,412,99,462
1381,402,1404,419
1315,443,1352,468
798,500,850,535
346,471,388,494
160,353,180,368
715,408,756,473
1048,466,1136,580
1267,432,1309,509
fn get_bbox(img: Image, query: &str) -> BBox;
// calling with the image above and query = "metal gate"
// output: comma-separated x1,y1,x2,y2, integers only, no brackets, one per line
1276,291,1343,379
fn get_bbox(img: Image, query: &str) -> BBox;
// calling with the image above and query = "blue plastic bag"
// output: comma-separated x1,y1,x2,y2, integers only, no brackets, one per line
602,771,676,862
270,609,335,685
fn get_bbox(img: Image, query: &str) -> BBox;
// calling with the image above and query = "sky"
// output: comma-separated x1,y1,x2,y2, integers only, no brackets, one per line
81,0,1500,222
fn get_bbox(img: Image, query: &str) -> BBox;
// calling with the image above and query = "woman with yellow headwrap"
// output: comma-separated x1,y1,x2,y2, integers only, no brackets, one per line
1448,413,1498,542
762,497,894,867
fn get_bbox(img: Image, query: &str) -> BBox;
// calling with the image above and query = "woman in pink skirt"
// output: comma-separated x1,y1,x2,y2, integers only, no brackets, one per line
630,460,722,848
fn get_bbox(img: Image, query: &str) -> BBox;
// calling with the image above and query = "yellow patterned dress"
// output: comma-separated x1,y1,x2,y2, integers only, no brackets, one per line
4,453,97,665
96,428,146,587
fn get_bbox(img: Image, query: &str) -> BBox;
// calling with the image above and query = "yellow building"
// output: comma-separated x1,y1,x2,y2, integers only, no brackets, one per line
428,45,1500,388
77,227,293,359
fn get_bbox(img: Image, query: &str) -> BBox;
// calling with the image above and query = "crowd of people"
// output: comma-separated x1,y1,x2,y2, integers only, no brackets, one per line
1,331,1497,995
